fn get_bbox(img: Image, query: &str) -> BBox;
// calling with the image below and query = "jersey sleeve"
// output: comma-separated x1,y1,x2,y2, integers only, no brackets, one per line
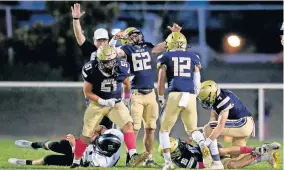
215,96,234,114
115,59,130,82
120,45,131,57
157,53,168,69
191,53,202,68
79,40,97,58
82,61,93,83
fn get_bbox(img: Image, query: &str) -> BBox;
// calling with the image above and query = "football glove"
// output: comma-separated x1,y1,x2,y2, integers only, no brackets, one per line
158,95,165,108
98,98,117,107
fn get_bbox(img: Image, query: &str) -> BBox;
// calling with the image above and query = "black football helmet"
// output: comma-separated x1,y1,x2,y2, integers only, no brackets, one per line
94,133,121,157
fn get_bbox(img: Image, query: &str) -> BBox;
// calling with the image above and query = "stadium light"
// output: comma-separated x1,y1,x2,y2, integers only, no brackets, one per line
223,33,244,53
227,34,241,47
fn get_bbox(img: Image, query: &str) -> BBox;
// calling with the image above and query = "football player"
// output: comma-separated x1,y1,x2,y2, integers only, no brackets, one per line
197,80,255,168
114,24,182,167
157,32,212,170
71,3,119,60
8,128,124,167
70,45,148,168
158,137,281,169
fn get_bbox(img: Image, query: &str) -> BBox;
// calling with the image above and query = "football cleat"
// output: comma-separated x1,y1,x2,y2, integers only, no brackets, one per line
15,140,34,149
8,158,26,165
162,161,175,170
268,151,280,169
125,152,130,166
144,159,160,168
70,163,80,169
199,141,212,168
255,142,281,155
128,152,149,167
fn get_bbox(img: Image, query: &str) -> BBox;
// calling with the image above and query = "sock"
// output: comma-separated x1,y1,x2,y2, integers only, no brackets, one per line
209,139,221,161
240,146,254,154
159,132,171,149
124,132,136,157
74,138,87,158
31,141,46,149
26,160,32,165
73,158,80,165
147,154,153,161
163,152,171,162
198,162,205,168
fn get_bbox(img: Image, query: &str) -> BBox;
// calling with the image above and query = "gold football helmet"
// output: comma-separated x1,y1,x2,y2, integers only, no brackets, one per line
96,44,117,75
197,80,219,109
121,27,144,45
165,32,187,51
158,137,182,160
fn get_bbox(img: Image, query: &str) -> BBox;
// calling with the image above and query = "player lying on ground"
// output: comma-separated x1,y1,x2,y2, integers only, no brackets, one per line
8,128,123,167
194,80,256,169
158,137,281,169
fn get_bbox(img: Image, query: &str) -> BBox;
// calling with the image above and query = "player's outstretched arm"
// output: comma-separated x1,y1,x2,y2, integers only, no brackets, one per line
152,23,182,54
71,3,86,46
122,77,131,97
206,111,229,144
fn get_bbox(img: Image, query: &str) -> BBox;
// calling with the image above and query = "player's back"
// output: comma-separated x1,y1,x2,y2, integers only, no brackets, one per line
120,42,155,89
159,51,201,94
82,59,130,100
213,89,252,119
173,142,203,169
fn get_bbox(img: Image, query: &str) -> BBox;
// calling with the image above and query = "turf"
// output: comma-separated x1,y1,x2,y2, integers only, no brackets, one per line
0,139,282,170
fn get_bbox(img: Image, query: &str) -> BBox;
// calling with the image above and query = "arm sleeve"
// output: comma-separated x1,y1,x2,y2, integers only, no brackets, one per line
79,40,97,57
193,72,201,94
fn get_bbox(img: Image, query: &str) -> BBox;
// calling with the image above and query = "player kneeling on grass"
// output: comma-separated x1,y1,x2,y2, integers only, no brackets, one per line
194,80,256,169
158,137,281,169
8,128,123,167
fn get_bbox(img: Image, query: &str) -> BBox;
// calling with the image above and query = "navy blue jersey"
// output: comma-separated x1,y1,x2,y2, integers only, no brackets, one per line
213,89,251,119
157,51,201,93
120,42,155,89
82,59,130,100
173,142,203,169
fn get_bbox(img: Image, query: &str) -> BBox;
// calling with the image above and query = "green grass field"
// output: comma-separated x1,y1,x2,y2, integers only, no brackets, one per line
0,139,282,170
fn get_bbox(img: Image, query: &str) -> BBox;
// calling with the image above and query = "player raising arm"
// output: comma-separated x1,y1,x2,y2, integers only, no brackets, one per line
71,3,118,60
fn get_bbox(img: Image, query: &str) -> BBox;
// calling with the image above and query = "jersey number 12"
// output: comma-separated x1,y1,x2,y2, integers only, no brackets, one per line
172,57,191,77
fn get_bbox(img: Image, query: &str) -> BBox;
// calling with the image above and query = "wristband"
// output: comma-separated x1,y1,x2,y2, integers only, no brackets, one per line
73,18,79,20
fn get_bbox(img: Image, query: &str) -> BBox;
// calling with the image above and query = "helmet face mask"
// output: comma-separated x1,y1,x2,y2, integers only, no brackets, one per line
98,59,116,75
198,93,216,110
96,45,117,75
198,80,218,110
122,27,144,45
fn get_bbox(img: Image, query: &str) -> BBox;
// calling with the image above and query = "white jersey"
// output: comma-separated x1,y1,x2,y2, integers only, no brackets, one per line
81,129,123,167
